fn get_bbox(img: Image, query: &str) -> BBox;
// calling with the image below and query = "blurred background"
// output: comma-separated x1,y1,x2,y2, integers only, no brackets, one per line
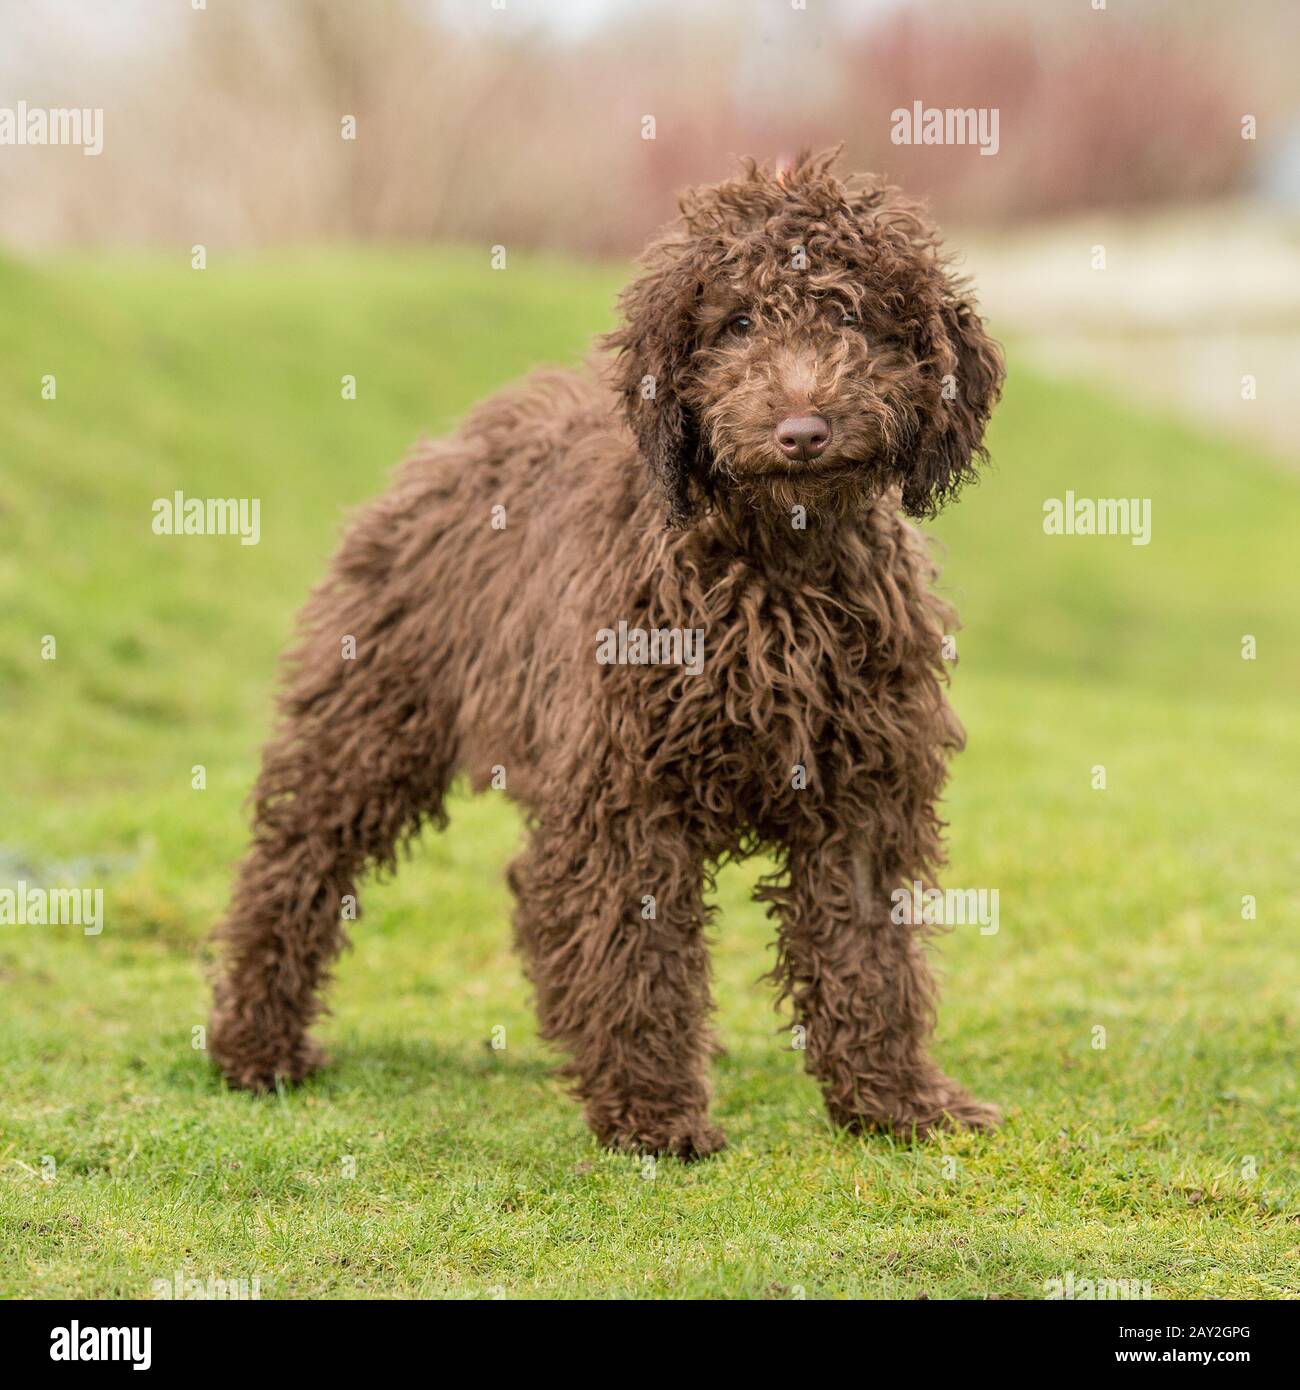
2,0,1299,1298
6,0,1299,245
4,0,1299,448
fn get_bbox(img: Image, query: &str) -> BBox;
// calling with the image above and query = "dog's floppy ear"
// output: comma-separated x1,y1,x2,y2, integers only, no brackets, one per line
902,287,1005,518
602,237,706,527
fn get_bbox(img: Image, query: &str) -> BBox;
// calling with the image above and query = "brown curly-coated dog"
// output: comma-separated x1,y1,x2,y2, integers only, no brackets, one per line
209,149,1005,1158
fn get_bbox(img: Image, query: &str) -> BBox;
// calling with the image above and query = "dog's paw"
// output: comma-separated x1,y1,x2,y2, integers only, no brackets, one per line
912,1093,1001,1137
835,1082,1001,1141
209,1027,326,1093
600,1119,728,1162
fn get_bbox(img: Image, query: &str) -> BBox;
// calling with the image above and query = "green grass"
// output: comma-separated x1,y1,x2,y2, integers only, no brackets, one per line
1,247,1297,1300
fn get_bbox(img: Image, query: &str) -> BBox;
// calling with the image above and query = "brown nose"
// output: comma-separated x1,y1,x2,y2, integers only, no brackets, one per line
774,413,831,461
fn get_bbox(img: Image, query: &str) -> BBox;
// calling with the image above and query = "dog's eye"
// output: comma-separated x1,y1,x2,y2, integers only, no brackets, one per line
839,311,859,328
724,314,753,337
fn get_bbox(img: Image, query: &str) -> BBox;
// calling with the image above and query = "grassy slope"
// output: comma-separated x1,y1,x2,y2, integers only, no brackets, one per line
0,248,1297,1299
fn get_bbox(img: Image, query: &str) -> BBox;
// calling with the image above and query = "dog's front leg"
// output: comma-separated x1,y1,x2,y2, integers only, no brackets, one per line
762,839,999,1138
510,808,724,1160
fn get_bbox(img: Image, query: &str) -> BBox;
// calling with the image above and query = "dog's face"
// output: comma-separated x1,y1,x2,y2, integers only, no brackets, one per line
605,151,1004,525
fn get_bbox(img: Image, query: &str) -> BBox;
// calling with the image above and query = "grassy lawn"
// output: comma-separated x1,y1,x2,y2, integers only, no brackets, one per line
1,247,1297,1300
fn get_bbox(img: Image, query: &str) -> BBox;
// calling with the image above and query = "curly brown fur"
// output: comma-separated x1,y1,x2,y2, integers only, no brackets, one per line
209,149,1005,1157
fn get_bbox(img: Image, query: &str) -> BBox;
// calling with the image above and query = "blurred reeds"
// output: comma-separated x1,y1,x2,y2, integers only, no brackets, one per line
1,0,1290,254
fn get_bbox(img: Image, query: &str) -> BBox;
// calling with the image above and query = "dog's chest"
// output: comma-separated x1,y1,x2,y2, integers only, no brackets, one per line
712,581,880,757
642,554,947,834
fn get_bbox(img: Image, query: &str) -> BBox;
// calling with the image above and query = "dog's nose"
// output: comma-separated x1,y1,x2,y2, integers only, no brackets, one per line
774,413,831,461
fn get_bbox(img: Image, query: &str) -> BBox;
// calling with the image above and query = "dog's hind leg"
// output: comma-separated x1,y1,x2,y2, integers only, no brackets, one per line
209,500,459,1091
761,837,999,1139
509,798,723,1160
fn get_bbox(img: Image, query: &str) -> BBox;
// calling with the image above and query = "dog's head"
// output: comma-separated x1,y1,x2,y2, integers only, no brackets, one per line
604,149,1004,525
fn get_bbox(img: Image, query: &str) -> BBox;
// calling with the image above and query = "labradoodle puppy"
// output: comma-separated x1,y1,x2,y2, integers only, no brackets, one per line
209,149,1005,1158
